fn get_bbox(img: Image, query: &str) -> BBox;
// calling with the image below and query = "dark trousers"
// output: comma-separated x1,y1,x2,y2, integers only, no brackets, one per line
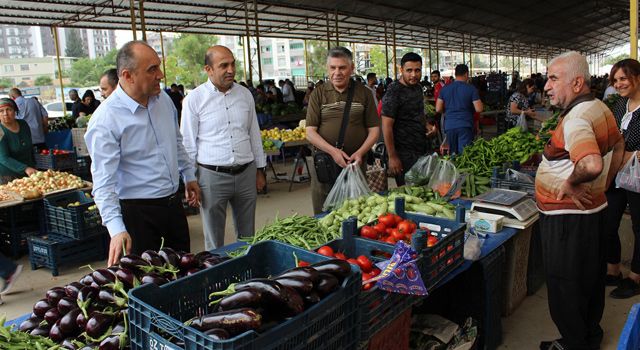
604,186,640,272
540,212,606,350
445,127,474,155
0,253,16,279
120,192,190,255
395,152,423,187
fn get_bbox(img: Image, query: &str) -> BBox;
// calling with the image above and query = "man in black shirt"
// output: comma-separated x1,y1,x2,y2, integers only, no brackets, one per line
167,83,183,122
381,52,427,186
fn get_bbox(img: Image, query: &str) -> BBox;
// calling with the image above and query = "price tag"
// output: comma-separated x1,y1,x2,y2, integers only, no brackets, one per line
149,333,180,350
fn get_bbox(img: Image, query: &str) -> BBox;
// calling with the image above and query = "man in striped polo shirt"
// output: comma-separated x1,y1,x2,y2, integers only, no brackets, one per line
536,51,624,350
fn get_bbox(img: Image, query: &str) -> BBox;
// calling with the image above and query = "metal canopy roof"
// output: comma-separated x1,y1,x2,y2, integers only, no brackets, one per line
0,0,632,58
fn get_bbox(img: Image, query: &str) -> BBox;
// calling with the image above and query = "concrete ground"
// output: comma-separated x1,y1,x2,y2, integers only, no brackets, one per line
0,159,638,349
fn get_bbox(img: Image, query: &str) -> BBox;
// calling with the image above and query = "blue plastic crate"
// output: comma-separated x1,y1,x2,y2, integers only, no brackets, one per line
619,304,640,350
34,150,77,170
0,225,43,258
28,231,108,276
73,156,92,182
44,190,102,239
128,240,361,350
323,219,419,349
0,201,44,228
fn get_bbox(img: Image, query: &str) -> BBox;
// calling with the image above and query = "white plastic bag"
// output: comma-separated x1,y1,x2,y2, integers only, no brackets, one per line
405,153,439,186
322,163,372,212
517,111,528,132
505,168,534,184
463,231,485,261
616,152,640,193
428,158,460,198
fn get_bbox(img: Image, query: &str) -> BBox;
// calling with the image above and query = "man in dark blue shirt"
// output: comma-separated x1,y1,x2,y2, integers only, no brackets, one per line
436,64,483,155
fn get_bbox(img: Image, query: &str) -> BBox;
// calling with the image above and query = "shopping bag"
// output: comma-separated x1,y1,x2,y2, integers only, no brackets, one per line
428,158,461,198
616,152,640,193
405,153,439,186
322,163,372,212
371,241,427,296
517,111,528,132
366,159,388,193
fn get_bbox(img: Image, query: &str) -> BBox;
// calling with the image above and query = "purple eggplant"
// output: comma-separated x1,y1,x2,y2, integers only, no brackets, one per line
98,288,127,308
61,338,81,350
76,310,97,330
310,259,351,280
141,273,169,286
204,327,231,340
44,307,61,325
303,291,321,307
33,299,52,318
57,297,78,315
187,308,262,335
158,247,180,267
277,266,320,284
235,279,304,317
114,267,138,290
217,289,263,311
315,273,339,296
194,251,214,265
78,286,99,304
202,256,230,269
80,274,95,286
179,253,198,270
46,287,66,306
59,308,82,336
186,268,201,276
273,276,314,296
30,324,51,337
18,316,42,332
85,312,115,338
92,269,116,286
49,320,64,342
65,282,85,299
119,254,150,271
112,322,126,334
141,250,164,267
79,345,99,350
99,335,121,350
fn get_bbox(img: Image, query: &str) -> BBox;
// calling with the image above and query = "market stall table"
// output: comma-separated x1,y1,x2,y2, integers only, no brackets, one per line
265,139,311,192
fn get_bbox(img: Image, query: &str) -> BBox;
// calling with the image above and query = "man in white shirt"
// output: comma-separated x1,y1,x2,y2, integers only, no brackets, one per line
280,80,296,103
181,45,267,250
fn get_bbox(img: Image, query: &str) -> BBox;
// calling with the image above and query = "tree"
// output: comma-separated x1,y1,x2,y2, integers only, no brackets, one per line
604,53,629,66
0,78,13,89
163,34,219,88
306,40,328,81
368,45,389,79
35,76,53,86
65,29,87,58
235,59,245,83
68,49,117,86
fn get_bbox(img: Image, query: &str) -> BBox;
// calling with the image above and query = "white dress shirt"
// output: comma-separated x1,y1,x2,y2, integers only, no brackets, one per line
181,80,266,169
282,84,296,103
85,86,196,237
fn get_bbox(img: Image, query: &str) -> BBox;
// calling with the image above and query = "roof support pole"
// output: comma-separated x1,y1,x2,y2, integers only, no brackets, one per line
139,0,147,41
51,26,66,115
244,0,252,82
335,10,339,47
129,0,137,40
326,14,331,51
304,40,309,82
428,28,433,72
512,42,515,76
392,21,397,79
489,37,492,71
253,0,262,82
435,28,439,70
632,0,638,59
353,42,357,73
462,34,466,66
384,21,389,79
469,35,473,74
160,31,167,88
423,48,429,73
241,36,248,81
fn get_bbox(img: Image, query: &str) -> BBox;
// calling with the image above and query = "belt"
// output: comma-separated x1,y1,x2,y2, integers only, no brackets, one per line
198,162,251,175
120,192,180,206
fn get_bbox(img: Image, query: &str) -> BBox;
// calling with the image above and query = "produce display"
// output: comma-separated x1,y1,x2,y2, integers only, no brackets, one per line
358,214,422,246
454,127,544,197
39,149,72,156
314,246,381,290
424,103,436,118
0,170,85,199
1,317,59,349
14,247,230,349
0,190,20,203
248,215,339,250
262,138,279,151
256,102,302,117
260,126,306,143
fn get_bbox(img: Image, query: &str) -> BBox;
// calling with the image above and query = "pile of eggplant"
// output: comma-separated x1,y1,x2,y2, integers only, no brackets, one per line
183,259,352,342
16,248,229,350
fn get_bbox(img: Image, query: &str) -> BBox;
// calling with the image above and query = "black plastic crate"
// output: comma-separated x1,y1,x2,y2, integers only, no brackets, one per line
527,222,544,295
34,150,77,170
28,231,108,276
0,225,43,258
0,201,43,228
490,167,535,197
478,245,506,350
44,191,102,239
73,156,92,182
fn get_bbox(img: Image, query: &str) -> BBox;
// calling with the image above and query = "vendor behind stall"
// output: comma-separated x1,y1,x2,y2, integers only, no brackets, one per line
0,98,36,184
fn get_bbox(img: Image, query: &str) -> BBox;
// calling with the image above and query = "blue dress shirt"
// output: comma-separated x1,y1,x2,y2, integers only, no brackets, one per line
84,86,196,237
15,96,47,144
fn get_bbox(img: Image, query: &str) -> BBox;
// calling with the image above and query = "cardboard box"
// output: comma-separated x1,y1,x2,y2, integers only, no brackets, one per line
470,211,504,233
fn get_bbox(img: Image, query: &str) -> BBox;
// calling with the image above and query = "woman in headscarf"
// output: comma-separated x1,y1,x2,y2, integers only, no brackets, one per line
0,98,36,184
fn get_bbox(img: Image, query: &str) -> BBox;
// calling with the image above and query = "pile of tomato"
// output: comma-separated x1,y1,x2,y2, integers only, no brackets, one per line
359,213,439,248
40,149,71,155
315,245,381,291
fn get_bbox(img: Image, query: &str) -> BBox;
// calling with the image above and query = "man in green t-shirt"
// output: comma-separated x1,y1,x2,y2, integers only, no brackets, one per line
305,47,380,214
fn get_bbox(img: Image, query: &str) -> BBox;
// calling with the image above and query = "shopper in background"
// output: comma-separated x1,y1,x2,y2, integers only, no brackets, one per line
181,45,266,250
305,47,380,214
280,79,296,103
78,90,100,116
8,88,48,151
365,72,378,106
85,40,200,266
535,51,624,350
0,252,22,299
303,81,315,106
604,58,640,299
505,78,538,128
99,68,119,100
381,52,427,186
431,70,445,101
167,83,184,122
436,64,483,155
0,98,36,184
69,89,82,118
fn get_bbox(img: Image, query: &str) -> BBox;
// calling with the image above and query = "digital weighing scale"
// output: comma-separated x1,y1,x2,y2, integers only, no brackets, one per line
470,189,539,229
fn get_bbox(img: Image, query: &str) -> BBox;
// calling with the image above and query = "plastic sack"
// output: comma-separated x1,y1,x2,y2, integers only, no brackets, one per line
371,240,427,296
405,153,439,186
616,152,640,193
517,111,528,131
463,230,485,261
322,163,372,212
505,168,534,184
428,158,460,198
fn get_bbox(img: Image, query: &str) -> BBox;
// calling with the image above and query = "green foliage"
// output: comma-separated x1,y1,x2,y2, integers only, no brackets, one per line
306,40,328,80
0,78,13,88
604,53,630,66
68,49,117,86
163,34,219,88
34,75,53,86
235,59,245,82
368,45,389,78
65,29,87,58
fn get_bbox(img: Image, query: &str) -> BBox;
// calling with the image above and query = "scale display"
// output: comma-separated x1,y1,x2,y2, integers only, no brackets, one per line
474,188,527,206
471,189,538,223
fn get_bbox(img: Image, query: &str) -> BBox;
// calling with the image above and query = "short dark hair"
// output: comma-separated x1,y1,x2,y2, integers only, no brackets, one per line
117,40,151,76
517,78,535,95
431,70,441,76
401,52,422,67
610,58,640,87
8,88,21,97
455,64,469,77
366,72,376,80
102,68,118,88
171,83,178,88
327,47,353,62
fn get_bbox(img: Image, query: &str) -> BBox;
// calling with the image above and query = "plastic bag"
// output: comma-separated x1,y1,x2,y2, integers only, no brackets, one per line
405,153,439,186
517,111,528,132
463,230,485,261
428,158,460,198
616,152,640,193
322,163,372,212
505,168,534,184
372,241,427,296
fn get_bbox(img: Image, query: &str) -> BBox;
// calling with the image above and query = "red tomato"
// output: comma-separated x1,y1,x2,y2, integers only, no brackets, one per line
410,222,417,231
41,149,49,155
397,220,413,234
391,229,405,241
427,235,439,248
384,236,397,244
373,222,387,234
362,272,373,281
370,268,381,277
378,214,396,228
362,282,374,291
298,260,310,267
356,255,373,273
385,228,393,235
360,226,378,240
334,252,347,260
317,246,334,257
393,215,403,225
